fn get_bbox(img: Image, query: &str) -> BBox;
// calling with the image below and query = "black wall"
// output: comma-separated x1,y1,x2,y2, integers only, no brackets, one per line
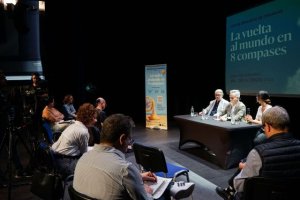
39,1,299,138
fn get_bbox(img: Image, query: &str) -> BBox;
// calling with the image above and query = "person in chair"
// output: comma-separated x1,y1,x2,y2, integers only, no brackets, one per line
51,103,97,178
199,89,229,117
73,113,195,200
62,94,77,120
245,90,272,146
216,106,300,200
95,97,107,132
219,89,246,122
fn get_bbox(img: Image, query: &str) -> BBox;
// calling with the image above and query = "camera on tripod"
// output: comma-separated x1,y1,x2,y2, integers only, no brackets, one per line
7,106,23,131
7,107,15,126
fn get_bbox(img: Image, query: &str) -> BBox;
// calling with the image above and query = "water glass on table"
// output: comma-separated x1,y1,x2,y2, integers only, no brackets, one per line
231,114,236,125
201,109,207,120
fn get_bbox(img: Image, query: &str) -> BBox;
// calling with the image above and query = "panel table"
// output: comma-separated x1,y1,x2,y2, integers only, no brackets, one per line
174,115,261,169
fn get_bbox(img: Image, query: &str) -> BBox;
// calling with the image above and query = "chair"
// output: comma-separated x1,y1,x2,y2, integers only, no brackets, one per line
132,142,190,182
42,121,61,144
31,141,73,200
68,184,97,200
242,176,300,200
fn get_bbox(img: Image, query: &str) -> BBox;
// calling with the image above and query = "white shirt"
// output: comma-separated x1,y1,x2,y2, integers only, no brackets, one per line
233,149,262,192
51,121,89,156
73,144,149,200
205,98,229,116
255,105,272,121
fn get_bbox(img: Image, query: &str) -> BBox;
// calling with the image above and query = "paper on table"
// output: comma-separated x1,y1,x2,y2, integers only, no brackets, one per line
58,119,74,124
145,176,172,199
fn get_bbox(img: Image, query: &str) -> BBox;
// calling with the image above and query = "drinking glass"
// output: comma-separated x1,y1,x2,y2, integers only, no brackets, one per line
201,109,206,120
231,115,236,125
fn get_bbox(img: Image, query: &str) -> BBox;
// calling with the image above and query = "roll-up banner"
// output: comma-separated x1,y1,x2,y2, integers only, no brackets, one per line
145,64,168,130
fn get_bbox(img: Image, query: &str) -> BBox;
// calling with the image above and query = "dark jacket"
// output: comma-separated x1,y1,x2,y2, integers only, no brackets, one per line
255,132,300,178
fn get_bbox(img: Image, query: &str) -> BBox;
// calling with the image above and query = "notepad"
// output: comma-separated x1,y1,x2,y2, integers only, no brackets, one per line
145,176,172,199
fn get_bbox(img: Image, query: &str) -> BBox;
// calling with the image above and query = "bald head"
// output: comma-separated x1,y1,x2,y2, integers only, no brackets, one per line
96,97,106,110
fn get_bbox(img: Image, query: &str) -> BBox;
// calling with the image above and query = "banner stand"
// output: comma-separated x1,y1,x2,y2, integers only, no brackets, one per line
145,64,168,130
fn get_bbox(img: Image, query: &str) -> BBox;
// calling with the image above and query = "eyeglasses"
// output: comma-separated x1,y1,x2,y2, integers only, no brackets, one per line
261,123,266,131
127,137,134,145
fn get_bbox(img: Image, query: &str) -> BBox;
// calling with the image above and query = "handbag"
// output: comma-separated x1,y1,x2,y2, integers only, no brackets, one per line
30,170,64,200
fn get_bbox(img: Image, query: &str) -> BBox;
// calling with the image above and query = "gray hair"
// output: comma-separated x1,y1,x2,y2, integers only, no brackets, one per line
215,89,224,97
230,89,240,98
262,106,290,130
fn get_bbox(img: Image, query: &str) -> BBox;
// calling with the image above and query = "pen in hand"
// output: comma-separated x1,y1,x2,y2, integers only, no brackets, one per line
149,171,157,182
142,171,157,183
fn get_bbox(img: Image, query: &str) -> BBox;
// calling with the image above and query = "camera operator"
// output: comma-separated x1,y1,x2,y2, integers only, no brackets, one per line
21,72,48,139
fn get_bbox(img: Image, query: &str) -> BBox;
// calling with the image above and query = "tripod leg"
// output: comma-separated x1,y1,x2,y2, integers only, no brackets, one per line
12,136,24,176
8,126,13,200
0,134,8,187
0,130,8,156
20,127,37,168
0,130,9,177
15,129,34,159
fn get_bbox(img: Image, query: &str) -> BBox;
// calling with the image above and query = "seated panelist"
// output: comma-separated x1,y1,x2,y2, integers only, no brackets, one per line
199,89,229,117
219,89,246,122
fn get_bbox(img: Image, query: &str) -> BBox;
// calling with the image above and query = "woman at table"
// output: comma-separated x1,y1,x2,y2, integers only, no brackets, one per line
245,90,272,146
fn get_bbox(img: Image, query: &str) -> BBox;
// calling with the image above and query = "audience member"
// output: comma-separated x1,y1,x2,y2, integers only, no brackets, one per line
85,96,107,146
245,90,272,146
42,96,69,132
95,97,107,132
219,89,246,122
200,89,229,117
216,106,300,200
62,94,77,120
51,103,97,178
73,113,195,199
87,125,100,147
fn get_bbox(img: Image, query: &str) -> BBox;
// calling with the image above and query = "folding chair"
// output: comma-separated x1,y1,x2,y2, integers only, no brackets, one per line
42,121,61,144
242,176,300,200
68,184,98,200
31,141,73,200
132,142,190,182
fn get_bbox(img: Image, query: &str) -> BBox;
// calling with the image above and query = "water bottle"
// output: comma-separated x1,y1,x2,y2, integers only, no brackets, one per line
246,108,251,115
246,108,251,123
190,106,194,117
